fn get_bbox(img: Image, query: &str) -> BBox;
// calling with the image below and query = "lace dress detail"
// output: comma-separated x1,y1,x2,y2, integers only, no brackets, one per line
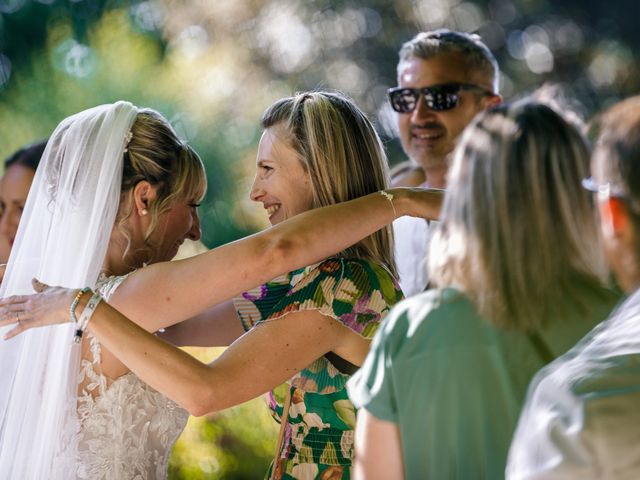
60,274,189,479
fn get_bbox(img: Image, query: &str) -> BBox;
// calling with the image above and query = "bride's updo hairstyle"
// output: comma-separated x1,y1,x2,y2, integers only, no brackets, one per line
116,109,207,260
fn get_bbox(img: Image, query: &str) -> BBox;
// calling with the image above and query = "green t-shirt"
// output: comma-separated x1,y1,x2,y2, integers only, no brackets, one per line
348,286,619,480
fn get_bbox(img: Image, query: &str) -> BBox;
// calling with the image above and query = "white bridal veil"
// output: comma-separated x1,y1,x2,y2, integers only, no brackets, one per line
0,101,138,478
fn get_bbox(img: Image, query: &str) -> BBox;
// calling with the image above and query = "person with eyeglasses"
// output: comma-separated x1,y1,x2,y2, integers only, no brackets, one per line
506,96,640,480
388,30,502,297
348,101,620,479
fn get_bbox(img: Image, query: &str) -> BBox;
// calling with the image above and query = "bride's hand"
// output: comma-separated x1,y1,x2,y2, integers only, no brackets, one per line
0,279,77,340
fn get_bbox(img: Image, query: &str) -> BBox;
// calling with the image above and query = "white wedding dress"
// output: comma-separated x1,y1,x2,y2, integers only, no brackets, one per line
0,102,183,479
53,275,189,479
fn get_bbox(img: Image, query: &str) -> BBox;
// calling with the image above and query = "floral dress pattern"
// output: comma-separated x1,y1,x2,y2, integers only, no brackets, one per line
233,258,403,480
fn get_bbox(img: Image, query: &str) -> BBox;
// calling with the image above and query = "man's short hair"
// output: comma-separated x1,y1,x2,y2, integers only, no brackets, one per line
398,29,500,94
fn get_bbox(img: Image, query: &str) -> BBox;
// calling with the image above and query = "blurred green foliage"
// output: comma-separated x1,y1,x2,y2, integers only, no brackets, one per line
169,402,278,479
169,348,277,479
0,5,261,247
2,0,639,477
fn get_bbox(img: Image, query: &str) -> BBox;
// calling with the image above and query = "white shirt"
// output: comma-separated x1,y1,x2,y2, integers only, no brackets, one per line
507,289,640,480
393,216,435,297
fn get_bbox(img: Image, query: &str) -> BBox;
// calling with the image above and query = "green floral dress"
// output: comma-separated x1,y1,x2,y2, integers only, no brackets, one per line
233,258,403,480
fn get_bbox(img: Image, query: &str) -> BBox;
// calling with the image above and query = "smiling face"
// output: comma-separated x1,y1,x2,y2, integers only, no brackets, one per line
396,52,496,178
250,124,314,225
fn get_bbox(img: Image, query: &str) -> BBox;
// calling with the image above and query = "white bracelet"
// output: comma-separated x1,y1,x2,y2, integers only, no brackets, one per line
73,291,102,343
380,190,397,218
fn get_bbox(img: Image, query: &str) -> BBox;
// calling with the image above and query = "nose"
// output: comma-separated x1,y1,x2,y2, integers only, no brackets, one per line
187,208,201,241
411,93,436,124
249,175,264,203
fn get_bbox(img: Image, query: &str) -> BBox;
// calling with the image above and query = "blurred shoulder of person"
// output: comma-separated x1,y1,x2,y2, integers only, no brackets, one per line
507,95,640,480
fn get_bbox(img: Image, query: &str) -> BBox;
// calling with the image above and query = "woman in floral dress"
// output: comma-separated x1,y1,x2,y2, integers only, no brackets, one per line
235,257,400,479
1,92,432,479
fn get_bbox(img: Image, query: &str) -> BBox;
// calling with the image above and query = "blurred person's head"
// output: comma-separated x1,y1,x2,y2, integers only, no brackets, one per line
390,29,501,187
251,91,396,276
590,95,640,293
0,140,47,261
429,100,608,330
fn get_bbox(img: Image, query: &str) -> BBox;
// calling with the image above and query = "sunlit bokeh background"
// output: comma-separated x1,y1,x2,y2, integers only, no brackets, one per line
1,0,638,477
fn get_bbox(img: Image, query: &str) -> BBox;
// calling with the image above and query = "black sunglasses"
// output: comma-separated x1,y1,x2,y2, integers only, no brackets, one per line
388,83,494,113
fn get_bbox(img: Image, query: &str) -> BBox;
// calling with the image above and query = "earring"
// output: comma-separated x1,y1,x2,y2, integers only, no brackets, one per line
140,209,148,216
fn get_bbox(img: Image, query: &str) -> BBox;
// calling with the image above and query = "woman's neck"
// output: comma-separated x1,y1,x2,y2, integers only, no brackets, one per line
101,230,143,277
101,252,136,278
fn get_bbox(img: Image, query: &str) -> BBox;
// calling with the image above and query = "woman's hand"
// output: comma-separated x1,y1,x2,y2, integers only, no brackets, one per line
391,187,444,220
0,279,77,340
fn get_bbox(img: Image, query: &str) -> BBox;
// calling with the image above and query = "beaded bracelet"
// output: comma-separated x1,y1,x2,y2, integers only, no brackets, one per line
73,291,102,343
70,287,91,325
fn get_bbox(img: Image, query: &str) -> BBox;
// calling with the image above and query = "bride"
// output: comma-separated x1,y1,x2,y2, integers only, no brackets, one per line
0,100,440,478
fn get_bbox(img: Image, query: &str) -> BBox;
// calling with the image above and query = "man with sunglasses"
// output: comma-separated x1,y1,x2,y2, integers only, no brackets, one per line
390,30,501,296
507,96,640,479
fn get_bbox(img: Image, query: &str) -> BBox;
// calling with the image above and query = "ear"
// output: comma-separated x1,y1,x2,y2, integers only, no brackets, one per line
132,181,158,217
599,196,629,237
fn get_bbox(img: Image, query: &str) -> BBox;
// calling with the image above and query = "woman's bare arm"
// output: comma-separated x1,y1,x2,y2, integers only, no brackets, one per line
108,188,442,333
0,287,361,416
156,300,243,347
354,409,405,480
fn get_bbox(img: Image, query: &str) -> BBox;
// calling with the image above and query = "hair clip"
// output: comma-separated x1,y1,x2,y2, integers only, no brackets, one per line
124,130,133,153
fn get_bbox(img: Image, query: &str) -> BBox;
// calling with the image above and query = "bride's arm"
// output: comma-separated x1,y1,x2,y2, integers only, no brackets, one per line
0,287,363,415
109,188,442,333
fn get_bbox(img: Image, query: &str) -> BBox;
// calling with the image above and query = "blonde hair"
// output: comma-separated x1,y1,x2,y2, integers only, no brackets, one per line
261,91,396,276
430,100,608,330
116,109,207,261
